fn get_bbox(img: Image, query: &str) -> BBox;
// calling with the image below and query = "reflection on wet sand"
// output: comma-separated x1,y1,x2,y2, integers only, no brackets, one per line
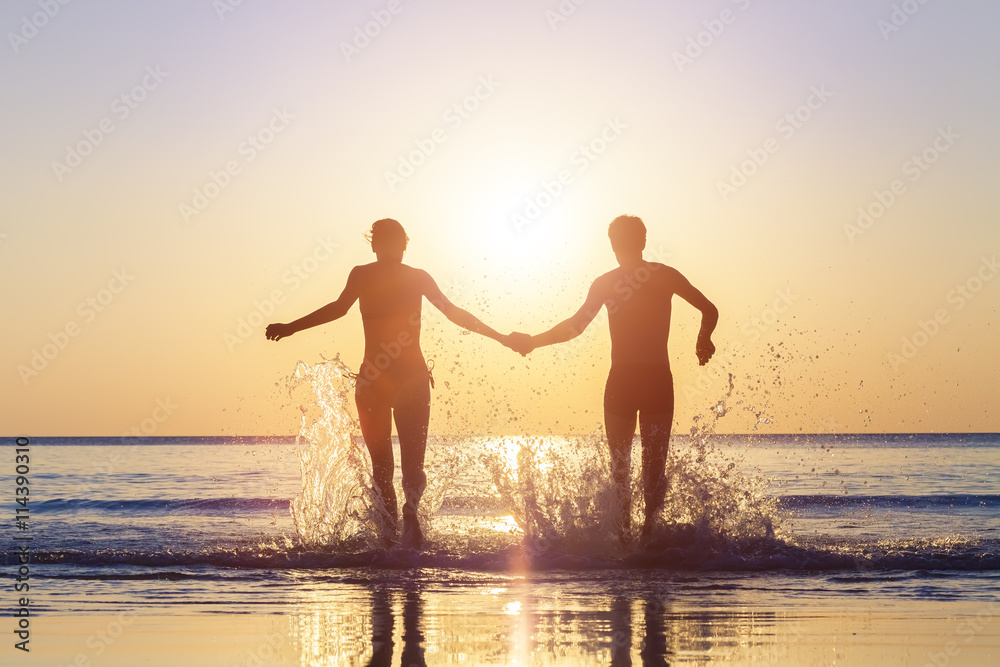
285,574,825,665
366,586,392,667
289,580,428,666
365,584,426,667
610,590,674,666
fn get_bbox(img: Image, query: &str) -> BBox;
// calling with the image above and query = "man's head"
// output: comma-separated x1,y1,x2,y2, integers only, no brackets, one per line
608,215,646,256
366,218,409,260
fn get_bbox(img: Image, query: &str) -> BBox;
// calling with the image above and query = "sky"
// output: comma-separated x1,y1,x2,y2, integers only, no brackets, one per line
2,0,998,436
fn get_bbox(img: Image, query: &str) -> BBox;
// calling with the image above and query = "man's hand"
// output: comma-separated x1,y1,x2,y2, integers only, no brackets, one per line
506,332,535,357
265,323,294,341
696,335,715,366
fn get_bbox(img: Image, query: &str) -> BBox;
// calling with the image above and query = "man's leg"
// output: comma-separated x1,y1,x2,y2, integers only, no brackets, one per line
637,412,672,541
605,366,639,544
606,406,637,547
393,374,431,549
637,368,675,542
356,382,399,546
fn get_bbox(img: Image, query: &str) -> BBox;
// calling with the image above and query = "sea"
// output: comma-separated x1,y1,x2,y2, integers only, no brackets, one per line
6,359,1000,665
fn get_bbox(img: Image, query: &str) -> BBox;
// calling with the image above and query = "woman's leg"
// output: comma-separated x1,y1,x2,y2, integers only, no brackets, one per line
393,373,431,548
356,379,398,545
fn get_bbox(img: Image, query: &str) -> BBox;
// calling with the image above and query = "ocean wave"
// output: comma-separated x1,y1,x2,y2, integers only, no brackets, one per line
35,493,1000,517
34,497,289,514
778,494,1000,509
14,535,1000,573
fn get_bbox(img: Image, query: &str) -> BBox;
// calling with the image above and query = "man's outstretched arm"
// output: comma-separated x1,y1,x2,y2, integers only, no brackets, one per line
513,281,605,355
672,272,718,365
265,268,361,341
422,272,508,345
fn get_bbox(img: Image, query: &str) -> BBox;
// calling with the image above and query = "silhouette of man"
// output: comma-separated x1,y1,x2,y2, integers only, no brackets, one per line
509,215,718,545
266,219,511,549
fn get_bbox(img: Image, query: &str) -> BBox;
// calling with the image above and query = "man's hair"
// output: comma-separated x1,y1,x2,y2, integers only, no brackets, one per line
365,218,409,252
608,215,646,252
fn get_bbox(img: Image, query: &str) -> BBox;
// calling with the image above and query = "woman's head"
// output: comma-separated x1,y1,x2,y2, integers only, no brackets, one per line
366,218,409,259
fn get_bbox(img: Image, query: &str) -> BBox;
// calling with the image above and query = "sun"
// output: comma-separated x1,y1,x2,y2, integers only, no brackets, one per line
448,158,578,273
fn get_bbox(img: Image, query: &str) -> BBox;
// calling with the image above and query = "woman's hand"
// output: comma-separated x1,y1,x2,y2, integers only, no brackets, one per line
265,323,294,341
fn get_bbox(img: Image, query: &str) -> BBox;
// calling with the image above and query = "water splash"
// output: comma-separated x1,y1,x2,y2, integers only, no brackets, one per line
285,356,461,550
483,431,621,558
666,373,779,548
482,372,781,561
283,353,782,562
287,356,379,549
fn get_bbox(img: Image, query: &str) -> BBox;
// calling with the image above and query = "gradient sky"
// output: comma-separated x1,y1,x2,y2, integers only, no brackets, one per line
2,0,998,436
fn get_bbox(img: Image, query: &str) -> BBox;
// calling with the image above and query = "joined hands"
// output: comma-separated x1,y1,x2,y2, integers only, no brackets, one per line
503,331,535,357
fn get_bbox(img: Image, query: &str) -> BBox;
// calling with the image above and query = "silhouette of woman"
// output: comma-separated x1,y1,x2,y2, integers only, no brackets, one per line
266,219,511,548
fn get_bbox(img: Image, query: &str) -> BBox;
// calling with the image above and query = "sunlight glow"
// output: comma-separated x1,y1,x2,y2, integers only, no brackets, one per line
484,515,521,534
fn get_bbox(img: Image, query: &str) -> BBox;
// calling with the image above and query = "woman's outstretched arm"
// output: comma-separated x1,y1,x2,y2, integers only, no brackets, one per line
265,267,361,341
421,271,509,345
